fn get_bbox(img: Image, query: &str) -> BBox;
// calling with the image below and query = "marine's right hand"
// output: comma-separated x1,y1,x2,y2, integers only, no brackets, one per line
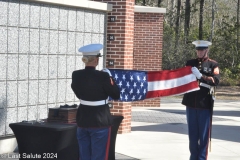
102,68,112,77
191,67,202,79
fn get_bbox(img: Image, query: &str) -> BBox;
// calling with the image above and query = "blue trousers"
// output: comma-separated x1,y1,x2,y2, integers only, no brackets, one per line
77,127,111,160
186,107,211,160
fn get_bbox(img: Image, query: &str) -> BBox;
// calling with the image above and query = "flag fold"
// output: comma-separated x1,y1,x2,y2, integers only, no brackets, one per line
109,66,199,102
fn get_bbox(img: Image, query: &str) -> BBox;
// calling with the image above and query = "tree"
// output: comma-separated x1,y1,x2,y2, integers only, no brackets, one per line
175,0,181,47
143,0,146,5
136,0,240,84
158,0,162,7
210,0,216,41
237,0,239,64
184,0,191,43
199,0,205,39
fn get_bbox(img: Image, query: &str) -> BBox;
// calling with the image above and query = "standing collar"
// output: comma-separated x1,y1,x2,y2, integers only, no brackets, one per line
197,57,209,62
85,66,96,70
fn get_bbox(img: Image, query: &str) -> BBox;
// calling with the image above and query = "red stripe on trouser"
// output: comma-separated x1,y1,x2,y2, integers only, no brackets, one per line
206,120,211,160
105,127,111,160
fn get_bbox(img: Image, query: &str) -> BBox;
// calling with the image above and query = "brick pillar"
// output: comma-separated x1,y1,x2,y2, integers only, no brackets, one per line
132,8,165,107
95,0,135,133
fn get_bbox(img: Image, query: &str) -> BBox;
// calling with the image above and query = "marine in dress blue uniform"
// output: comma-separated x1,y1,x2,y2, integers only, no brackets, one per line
182,40,220,160
71,44,120,160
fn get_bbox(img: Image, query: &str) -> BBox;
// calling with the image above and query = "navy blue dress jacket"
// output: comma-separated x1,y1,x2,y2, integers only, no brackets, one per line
71,66,120,128
182,58,220,109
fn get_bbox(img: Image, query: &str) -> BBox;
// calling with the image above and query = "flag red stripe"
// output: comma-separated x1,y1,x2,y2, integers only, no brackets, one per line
145,81,199,98
147,66,192,81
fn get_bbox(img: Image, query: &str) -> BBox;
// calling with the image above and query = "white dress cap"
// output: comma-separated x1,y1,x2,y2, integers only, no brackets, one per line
78,43,103,57
192,40,212,50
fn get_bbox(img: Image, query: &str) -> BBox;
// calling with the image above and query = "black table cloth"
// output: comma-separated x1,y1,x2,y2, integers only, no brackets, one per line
109,115,124,160
9,122,78,160
9,115,123,160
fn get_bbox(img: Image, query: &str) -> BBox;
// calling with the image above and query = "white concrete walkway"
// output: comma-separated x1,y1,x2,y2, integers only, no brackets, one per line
115,98,240,160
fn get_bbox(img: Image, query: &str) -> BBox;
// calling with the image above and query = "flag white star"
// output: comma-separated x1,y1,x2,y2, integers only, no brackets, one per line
131,95,136,101
143,89,146,94
137,75,140,81
137,89,140,94
114,74,118,80
143,76,146,81
126,81,130,88
118,81,122,87
124,95,128,101
129,89,133,94
138,95,142,100
140,82,144,88
133,82,137,88
122,74,126,80
121,88,125,94
130,75,134,81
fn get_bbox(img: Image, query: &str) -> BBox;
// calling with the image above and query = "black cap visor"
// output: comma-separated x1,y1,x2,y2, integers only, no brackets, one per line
196,47,208,50
96,53,102,57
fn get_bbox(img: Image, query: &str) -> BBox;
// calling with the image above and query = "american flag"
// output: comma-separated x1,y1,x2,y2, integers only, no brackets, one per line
109,66,199,102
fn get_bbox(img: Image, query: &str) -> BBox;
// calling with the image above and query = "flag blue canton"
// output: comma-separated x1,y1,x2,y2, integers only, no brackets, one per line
109,69,148,102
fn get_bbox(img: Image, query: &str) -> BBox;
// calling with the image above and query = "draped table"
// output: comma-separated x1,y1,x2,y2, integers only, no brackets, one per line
9,115,123,160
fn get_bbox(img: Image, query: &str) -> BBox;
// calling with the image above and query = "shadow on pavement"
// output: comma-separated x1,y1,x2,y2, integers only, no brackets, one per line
133,105,240,143
131,122,240,143
149,109,240,117
132,123,187,134
115,153,140,160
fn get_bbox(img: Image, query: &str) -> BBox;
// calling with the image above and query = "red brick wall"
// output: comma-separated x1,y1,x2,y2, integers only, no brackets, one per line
94,0,135,133
94,1,165,132
132,12,164,107
110,102,132,132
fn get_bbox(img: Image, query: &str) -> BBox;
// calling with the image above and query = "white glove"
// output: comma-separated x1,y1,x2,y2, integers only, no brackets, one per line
102,68,112,77
191,67,202,79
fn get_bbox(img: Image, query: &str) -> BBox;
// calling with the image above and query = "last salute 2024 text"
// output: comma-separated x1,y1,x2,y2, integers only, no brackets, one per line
8,153,57,159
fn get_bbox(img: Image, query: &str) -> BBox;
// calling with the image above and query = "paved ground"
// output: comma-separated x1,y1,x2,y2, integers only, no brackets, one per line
1,98,239,160
115,98,240,160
